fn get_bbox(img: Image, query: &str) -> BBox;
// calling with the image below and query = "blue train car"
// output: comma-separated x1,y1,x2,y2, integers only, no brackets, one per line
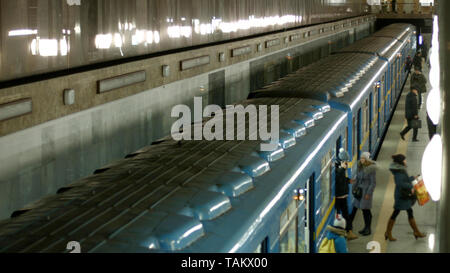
0,24,416,253
0,97,346,253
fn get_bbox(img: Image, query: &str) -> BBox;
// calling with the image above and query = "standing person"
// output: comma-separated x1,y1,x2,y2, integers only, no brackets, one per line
410,68,427,108
391,0,397,12
384,154,426,241
334,148,358,240
348,152,377,236
413,51,423,72
400,88,420,142
405,55,413,72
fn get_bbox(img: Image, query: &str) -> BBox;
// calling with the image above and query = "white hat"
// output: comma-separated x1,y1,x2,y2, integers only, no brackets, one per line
361,152,371,160
333,214,346,229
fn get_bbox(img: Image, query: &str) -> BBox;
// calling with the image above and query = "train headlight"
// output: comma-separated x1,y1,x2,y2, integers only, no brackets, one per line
294,189,306,201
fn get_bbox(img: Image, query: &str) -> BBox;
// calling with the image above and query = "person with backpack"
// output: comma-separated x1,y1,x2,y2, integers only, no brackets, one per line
319,214,348,253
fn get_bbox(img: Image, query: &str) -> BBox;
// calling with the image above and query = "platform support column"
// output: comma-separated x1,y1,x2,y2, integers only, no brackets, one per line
439,0,450,253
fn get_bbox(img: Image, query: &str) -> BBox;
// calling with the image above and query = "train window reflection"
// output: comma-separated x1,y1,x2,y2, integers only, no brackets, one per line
30,38,63,57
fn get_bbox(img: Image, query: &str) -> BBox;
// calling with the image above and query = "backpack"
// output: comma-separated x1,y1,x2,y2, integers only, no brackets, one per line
318,237,336,253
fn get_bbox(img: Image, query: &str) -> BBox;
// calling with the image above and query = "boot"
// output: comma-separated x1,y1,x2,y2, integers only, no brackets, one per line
408,218,426,239
384,219,397,241
347,230,358,241
359,211,372,236
359,226,371,236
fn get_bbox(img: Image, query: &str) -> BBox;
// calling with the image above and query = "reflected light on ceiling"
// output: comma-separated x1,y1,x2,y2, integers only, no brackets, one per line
60,37,68,56
95,34,112,49
8,29,38,37
31,37,69,57
167,26,192,38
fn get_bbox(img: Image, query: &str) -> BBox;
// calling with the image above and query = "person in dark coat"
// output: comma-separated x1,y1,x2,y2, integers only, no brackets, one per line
348,152,377,236
391,0,397,12
413,51,422,72
410,67,427,108
334,148,358,240
384,154,426,241
400,88,420,142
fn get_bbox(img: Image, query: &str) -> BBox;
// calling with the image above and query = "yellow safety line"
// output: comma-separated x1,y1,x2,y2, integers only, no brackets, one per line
315,198,336,241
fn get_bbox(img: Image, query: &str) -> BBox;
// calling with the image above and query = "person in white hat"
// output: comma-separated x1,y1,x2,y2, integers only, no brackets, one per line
335,148,358,240
348,152,377,236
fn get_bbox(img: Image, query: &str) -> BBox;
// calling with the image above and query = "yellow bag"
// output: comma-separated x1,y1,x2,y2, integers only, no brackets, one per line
318,238,336,253
414,179,430,206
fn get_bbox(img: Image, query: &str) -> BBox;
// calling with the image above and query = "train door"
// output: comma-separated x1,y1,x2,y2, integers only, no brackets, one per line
375,84,380,140
369,94,373,153
396,58,400,94
391,64,395,110
357,109,362,160
303,175,314,253
352,116,357,162
336,137,342,157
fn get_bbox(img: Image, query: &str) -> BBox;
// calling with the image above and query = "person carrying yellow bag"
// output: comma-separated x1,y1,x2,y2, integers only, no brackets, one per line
319,214,348,253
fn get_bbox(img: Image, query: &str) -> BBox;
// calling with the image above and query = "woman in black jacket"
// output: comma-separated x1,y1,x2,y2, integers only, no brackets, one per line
384,154,426,241
334,148,358,240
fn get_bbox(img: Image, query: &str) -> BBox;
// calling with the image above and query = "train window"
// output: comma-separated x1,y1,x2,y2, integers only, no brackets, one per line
345,126,349,152
352,117,357,159
320,149,332,216
364,99,369,134
280,220,297,253
280,199,298,235
254,244,262,253
280,199,298,253
254,237,268,253
374,87,379,121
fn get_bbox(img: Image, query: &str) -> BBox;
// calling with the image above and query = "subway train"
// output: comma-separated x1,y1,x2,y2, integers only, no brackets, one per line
0,23,416,253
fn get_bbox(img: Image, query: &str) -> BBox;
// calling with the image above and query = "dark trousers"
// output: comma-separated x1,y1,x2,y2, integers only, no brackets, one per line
400,119,418,140
335,198,350,231
390,208,414,220
349,207,372,230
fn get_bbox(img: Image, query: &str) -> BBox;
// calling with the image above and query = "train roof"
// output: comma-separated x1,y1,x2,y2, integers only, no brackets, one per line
0,96,346,253
335,24,414,61
372,23,415,41
251,52,387,111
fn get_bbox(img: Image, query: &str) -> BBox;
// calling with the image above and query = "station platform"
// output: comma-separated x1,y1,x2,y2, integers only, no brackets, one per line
347,60,438,253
